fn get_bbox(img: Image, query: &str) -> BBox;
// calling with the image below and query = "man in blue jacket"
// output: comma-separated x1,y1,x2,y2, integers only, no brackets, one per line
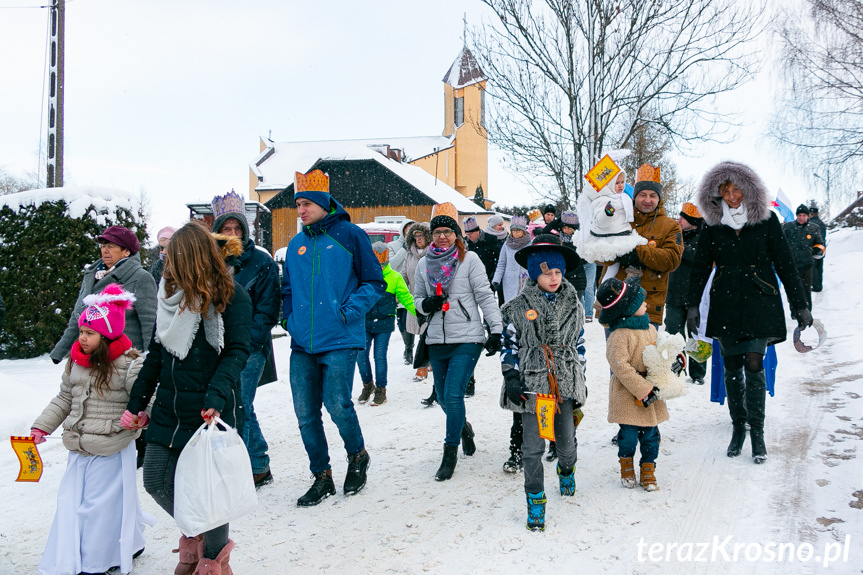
281,169,386,507
211,190,281,489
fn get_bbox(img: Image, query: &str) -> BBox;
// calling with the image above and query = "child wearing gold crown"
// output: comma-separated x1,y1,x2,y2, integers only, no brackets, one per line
31,284,154,575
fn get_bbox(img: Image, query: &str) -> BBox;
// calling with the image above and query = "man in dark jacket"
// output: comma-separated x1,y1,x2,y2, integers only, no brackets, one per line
808,205,827,292
212,191,281,489
281,169,385,507
782,204,825,309
664,203,707,384
463,216,504,286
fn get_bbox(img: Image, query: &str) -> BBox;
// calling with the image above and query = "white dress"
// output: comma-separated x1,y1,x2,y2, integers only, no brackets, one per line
39,441,156,575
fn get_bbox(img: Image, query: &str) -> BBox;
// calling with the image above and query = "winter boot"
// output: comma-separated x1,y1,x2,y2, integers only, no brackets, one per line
545,441,558,462
503,416,524,473
403,348,413,366
557,465,576,496
297,469,336,507
435,444,459,481
461,420,476,456
192,539,233,575
640,462,658,492
745,368,767,463
502,449,523,473
526,491,547,532
402,332,414,365
413,367,429,382
174,534,204,575
344,449,371,495
371,387,387,406
420,385,437,407
358,382,374,404
727,424,747,458
465,375,476,397
619,457,637,488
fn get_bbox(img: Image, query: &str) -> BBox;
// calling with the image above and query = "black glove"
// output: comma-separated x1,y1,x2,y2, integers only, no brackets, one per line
686,307,700,337
417,313,427,327
421,295,446,314
504,369,528,406
794,308,813,330
491,282,501,293
52,357,62,365
618,249,641,269
639,386,661,407
671,353,686,376
484,333,502,356
812,246,825,259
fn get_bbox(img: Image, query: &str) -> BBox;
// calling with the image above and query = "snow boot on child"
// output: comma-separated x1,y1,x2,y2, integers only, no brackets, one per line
557,465,575,496
619,457,637,488
545,441,558,461
358,382,374,404
640,462,658,492
174,534,204,575
526,491,547,532
193,539,233,575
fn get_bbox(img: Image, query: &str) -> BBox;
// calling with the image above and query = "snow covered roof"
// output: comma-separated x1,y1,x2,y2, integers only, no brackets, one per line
251,136,454,192
442,47,487,89
0,186,136,220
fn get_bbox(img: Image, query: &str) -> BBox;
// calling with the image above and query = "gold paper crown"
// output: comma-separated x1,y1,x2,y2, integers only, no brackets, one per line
527,208,543,223
680,202,702,219
295,169,330,193
211,189,245,219
430,202,458,221
636,163,661,184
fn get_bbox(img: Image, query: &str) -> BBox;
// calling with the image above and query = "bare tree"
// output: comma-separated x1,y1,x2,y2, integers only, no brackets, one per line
0,167,39,196
770,0,863,213
472,0,762,208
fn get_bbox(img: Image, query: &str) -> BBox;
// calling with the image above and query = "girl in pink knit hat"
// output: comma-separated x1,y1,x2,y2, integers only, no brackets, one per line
30,284,154,575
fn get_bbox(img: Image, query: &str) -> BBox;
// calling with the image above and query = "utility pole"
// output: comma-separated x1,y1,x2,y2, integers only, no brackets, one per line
47,0,64,188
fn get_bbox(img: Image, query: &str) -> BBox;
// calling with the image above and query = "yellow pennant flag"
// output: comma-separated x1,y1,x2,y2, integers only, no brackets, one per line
10,436,43,482
535,394,557,441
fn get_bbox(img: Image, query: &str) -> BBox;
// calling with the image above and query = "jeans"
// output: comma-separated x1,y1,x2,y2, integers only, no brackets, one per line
357,330,391,387
240,351,270,474
429,348,482,446
290,348,365,474
522,399,578,494
616,424,660,464
583,263,597,317
663,305,706,381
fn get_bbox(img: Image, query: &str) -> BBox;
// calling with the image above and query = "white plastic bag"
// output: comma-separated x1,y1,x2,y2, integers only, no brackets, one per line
174,416,257,536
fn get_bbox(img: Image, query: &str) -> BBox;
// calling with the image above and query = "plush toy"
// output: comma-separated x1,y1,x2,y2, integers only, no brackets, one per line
576,149,646,282
642,330,688,400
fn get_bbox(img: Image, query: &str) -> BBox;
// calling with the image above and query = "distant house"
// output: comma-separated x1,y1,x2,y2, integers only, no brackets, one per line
832,192,863,228
249,47,498,250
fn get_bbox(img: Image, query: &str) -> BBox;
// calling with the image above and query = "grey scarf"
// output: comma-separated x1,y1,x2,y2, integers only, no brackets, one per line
154,279,224,360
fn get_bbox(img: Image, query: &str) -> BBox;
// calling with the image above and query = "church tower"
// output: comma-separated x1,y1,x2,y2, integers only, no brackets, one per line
441,47,488,200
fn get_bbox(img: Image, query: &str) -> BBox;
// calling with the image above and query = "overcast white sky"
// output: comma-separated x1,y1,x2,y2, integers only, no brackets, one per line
0,0,814,238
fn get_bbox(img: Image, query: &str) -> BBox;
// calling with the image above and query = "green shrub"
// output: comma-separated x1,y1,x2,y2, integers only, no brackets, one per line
0,198,146,359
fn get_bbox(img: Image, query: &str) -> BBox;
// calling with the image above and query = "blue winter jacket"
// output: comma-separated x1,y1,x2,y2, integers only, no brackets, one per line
281,200,386,353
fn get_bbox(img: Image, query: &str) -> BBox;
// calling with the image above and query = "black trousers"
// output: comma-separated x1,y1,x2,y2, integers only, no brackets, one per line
812,257,824,292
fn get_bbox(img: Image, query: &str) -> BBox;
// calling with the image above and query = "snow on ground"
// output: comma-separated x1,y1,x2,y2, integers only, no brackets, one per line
1,230,861,574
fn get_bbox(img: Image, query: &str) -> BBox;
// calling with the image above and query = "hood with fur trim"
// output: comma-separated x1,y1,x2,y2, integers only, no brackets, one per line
405,221,431,250
696,161,772,226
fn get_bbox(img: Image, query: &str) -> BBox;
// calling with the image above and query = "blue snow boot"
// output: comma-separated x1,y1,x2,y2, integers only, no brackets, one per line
526,491,547,532
557,465,575,496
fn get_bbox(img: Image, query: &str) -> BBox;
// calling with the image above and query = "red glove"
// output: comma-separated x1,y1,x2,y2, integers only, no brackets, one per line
31,428,48,444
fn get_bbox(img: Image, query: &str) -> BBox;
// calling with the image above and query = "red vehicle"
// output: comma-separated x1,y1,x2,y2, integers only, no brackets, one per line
356,222,403,244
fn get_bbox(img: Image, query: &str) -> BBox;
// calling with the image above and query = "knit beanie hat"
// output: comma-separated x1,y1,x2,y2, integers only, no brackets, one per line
487,214,504,228
211,189,249,244
429,202,461,237
372,242,390,266
679,202,703,226
526,249,566,281
633,163,662,198
796,204,809,215
294,169,333,212
561,210,579,227
463,216,479,232
97,226,140,256
596,276,646,325
78,284,136,341
510,215,528,232
156,226,177,241
809,205,819,214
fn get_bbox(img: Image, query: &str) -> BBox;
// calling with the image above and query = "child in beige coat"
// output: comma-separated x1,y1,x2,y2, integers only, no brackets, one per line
598,276,669,491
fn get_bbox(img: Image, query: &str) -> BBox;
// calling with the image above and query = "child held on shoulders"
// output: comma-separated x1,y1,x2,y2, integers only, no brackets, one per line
357,242,417,407
499,234,587,532
598,276,668,492
30,284,154,575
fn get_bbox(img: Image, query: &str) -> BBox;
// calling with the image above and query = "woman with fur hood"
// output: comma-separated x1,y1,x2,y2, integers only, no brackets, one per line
402,222,437,402
686,161,811,464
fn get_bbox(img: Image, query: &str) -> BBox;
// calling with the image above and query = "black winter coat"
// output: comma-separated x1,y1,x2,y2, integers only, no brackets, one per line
126,283,252,450
666,226,702,308
561,237,587,291
235,239,280,385
467,231,504,282
688,213,808,345
782,221,824,269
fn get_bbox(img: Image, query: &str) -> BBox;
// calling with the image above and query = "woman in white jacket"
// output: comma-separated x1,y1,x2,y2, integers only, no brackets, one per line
413,203,503,482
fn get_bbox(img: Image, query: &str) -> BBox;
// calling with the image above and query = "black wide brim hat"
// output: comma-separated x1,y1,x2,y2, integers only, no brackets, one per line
514,233,580,272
